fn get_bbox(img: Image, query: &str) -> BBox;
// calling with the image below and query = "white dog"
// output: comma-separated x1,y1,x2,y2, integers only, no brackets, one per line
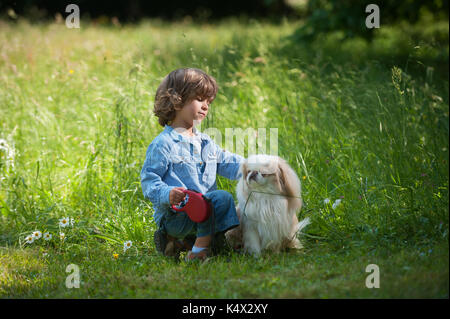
226,154,310,256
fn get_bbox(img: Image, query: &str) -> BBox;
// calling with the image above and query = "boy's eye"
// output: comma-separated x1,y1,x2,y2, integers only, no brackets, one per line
197,97,211,105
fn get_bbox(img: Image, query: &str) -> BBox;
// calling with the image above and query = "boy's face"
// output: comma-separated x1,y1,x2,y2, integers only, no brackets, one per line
174,96,211,126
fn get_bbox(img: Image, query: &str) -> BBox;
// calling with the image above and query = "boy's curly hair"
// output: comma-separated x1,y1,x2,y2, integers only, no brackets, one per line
153,68,218,127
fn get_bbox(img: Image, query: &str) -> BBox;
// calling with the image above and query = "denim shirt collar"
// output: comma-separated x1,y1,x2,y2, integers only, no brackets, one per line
164,124,209,143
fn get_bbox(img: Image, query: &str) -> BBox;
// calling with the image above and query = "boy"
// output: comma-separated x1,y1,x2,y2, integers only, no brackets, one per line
140,68,244,261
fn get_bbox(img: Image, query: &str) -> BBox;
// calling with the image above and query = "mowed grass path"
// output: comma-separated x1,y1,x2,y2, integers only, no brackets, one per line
0,18,448,298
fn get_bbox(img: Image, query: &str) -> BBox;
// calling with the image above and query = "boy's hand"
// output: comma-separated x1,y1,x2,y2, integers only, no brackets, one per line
169,187,186,206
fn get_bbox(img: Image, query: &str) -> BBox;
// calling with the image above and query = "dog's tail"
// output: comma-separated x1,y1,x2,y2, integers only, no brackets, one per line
295,217,311,235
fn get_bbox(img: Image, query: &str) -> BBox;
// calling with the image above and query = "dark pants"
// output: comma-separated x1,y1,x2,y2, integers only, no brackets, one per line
160,190,240,238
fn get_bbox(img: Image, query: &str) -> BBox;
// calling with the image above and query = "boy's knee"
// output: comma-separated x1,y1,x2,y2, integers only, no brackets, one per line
207,190,234,205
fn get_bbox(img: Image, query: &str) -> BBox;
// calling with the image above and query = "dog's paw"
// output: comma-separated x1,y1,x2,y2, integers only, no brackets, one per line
225,227,243,250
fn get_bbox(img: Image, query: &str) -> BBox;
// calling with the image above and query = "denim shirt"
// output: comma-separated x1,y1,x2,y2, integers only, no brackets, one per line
140,124,244,227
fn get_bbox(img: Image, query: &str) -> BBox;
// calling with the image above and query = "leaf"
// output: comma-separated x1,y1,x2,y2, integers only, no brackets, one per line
92,234,121,244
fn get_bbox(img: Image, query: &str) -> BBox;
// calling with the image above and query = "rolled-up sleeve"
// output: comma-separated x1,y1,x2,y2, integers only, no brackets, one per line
140,142,175,208
214,142,245,180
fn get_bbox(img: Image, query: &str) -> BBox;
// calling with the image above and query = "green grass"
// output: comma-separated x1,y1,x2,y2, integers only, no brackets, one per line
1,240,448,298
0,17,448,298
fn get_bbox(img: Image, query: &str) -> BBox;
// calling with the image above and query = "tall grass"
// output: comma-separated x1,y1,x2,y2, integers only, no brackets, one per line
0,17,448,268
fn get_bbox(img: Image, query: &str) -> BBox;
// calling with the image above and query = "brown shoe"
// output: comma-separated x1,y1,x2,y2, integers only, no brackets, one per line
154,229,194,259
211,231,232,255
185,248,211,262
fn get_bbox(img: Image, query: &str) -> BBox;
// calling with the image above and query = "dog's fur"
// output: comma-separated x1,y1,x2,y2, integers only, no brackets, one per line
226,154,310,256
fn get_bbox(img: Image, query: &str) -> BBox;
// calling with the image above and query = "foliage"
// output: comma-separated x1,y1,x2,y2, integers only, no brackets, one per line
292,0,449,40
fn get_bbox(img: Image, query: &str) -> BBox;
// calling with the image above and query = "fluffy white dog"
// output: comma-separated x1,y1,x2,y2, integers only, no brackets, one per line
226,154,310,256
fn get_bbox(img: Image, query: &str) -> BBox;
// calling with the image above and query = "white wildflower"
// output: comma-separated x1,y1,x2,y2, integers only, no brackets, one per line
59,232,65,241
43,232,52,240
323,198,330,204
59,217,69,228
32,230,42,240
123,240,132,252
25,234,34,244
332,199,342,209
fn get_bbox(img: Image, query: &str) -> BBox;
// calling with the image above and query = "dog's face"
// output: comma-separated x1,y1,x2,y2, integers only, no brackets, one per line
239,154,302,211
242,155,280,190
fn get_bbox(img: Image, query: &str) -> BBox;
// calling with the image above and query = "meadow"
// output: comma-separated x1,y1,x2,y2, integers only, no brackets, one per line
0,16,448,298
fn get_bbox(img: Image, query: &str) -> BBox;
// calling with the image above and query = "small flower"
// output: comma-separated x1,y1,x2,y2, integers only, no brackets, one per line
302,176,306,180
42,252,48,257
123,240,132,252
113,253,119,259
59,232,65,241
25,234,34,244
32,230,42,240
332,199,342,209
59,217,69,228
69,69,74,74
70,218,75,226
323,198,330,204
43,232,52,241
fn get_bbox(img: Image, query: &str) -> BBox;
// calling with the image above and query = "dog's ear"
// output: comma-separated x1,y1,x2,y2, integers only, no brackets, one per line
240,161,247,180
277,157,302,213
